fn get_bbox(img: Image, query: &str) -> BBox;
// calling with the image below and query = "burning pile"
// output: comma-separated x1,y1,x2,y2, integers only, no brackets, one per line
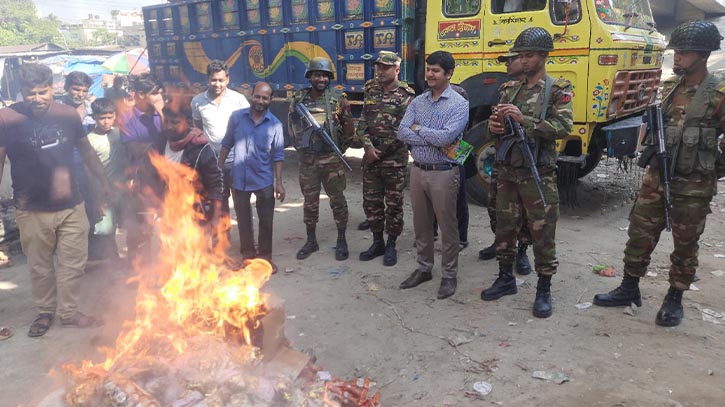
54,154,379,407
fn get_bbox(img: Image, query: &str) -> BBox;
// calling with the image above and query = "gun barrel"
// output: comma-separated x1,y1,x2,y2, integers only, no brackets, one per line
294,103,352,171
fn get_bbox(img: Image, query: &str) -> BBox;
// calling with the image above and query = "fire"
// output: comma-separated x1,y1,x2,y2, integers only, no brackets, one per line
55,147,381,407
74,151,272,373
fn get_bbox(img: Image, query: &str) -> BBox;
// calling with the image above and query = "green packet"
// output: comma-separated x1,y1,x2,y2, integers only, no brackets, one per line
446,139,474,165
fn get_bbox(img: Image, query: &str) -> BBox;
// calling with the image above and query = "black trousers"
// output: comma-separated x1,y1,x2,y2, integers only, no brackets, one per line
233,185,275,259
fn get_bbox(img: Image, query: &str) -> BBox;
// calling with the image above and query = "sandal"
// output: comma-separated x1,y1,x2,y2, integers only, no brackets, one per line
0,327,13,341
28,313,54,337
60,312,105,328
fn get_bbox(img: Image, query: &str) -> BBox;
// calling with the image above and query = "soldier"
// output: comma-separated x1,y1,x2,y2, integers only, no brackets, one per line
479,50,533,276
481,28,573,318
358,51,415,267
593,21,725,327
288,57,354,261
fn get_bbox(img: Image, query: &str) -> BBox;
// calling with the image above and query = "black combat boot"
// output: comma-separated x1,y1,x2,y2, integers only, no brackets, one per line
383,235,398,267
481,263,517,301
593,274,642,307
479,242,496,260
335,228,349,261
655,286,684,327
296,226,319,260
360,232,386,261
515,244,532,275
533,274,553,318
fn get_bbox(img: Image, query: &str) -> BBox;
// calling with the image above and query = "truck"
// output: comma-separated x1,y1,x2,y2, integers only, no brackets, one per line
142,0,665,206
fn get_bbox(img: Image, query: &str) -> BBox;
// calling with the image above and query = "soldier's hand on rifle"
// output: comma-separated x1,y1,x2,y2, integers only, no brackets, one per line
489,108,505,135
496,104,524,124
364,146,381,162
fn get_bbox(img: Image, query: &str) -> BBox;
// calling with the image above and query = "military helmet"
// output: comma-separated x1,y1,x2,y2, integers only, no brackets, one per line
510,27,554,53
305,57,335,79
667,20,722,52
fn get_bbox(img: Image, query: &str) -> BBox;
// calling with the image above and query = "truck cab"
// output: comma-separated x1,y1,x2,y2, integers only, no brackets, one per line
426,0,665,204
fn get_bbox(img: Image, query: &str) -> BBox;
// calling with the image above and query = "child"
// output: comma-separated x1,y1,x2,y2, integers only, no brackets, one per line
86,98,127,264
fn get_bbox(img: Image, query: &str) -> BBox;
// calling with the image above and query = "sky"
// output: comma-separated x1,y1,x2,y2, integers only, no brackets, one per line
34,0,162,22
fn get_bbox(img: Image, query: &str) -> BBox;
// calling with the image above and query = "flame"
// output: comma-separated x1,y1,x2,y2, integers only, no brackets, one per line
70,151,273,374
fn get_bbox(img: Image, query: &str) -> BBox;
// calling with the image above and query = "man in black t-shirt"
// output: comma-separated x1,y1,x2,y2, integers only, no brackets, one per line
0,64,113,338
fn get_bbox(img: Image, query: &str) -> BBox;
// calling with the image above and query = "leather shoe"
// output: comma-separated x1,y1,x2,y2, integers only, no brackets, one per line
437,278,457,299
399,270,433,289
478,242,496,260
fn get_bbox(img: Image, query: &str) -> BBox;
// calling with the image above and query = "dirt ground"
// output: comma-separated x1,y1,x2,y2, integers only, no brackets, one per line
1,149,724,407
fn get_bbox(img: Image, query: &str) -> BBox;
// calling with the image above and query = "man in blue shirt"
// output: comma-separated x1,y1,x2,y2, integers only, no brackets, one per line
219,82,285,273
396,51,469,300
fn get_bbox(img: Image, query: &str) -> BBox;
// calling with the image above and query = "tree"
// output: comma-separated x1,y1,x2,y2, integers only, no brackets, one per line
0,0,63,46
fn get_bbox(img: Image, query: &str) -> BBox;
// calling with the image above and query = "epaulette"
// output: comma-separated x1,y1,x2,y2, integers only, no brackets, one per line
364,79,378,91
552,77,571,88
399,81,415,95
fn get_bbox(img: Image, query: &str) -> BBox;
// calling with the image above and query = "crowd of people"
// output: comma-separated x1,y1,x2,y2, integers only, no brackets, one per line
1,20,724,340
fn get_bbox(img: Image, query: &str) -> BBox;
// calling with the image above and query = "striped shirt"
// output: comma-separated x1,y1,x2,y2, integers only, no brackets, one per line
397,85,468,164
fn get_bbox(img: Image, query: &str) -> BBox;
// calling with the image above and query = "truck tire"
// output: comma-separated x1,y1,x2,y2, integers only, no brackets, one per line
463,120,496,207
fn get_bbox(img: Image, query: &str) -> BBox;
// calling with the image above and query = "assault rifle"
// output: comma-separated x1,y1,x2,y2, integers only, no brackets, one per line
496,115,547,207
294,103,352,171
647,103,672,231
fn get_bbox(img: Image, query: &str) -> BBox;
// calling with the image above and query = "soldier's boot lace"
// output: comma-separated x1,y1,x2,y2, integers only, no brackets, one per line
360,232,386,261
655,286,684,327
593,274,642,307
478,242,496,261
481,263,517,301
296,227,319,260
383,235,398,267
533,274,553,318
335,228,349,261
515,244,532,275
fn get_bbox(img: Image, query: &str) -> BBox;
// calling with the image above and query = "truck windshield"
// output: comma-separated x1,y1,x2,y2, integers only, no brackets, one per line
595,0,655,30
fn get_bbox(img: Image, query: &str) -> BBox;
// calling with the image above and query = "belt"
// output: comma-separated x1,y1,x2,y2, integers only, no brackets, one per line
413,162,455,171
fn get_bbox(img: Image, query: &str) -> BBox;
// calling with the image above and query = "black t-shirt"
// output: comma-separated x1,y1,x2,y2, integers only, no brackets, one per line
0,103,86,211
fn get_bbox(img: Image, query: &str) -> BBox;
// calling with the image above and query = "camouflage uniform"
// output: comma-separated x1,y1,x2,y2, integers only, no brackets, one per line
623,74,725,289
494,76,573,274
359,78,414,236
288,88,354,228
487,165,531,243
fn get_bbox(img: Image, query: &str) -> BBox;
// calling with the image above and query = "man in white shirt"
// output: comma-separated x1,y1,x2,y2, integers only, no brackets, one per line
191,60,250,232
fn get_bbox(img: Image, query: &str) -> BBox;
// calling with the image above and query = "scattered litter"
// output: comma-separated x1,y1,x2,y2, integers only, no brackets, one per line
702,308,725,325
689,284,700,291
707,369,714,376
327,266,350,279
592,265,617,277
411,374,420,382
316,371,332,381
286,315,296,320
508,322,517,326
498,341,511,347
596,174,608,178
284,267,295,273
365,282,380,292
623,303,638,316
715,254,725,258
646,271,658,277
447,334,473,347
516,278,525,286
472,381,493,396
298,332,305,336
532,370,569,384
618,226,629,231
711,270,725,277
575,302,592,310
